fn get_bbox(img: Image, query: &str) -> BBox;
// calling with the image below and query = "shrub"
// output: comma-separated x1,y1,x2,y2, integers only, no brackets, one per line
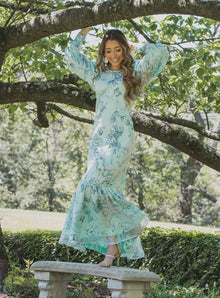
148,282,220,298
140,228,220,288
3,227,220,289
3,260,39,297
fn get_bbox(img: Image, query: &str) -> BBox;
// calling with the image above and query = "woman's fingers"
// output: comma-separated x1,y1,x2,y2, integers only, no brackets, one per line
80,27,90,35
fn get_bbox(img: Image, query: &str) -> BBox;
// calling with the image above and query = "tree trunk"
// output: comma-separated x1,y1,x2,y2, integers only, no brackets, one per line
178,108,206,223
0,224,9,291
137,190,145,211
46,126,57,212
137,148,145,211
178,157,203,223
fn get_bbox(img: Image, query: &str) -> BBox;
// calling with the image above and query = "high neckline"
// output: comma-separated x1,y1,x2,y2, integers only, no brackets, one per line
107,67,121,72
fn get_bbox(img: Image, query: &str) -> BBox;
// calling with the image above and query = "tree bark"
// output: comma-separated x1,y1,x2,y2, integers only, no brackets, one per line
0,224,9,290
1,0,220,52
178,158,203,223
0,81,96,111
132,112,220,172
136,141,145,211
47,127,57,212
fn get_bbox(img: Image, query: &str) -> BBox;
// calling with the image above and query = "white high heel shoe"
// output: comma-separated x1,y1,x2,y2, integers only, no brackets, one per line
99,243,121,267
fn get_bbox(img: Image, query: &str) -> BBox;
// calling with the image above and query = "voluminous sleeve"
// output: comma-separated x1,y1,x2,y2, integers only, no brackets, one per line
134,43,169,85
64,33,97,86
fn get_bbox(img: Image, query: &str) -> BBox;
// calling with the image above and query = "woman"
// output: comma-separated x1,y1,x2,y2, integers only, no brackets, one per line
59,27,169,267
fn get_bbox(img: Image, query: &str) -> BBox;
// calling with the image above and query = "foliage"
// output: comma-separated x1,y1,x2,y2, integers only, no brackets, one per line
67,274,220,297
127,133,181,219
0,109,91,212
3,260,39,297
127,133,220,225
1,12,219,125
148,282,220,298
3,228,220,289
67,274,110,297
87,16,220,115
140,228,220,288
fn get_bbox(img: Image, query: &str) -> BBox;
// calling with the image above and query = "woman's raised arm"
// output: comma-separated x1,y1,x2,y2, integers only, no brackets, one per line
134,42,169,85
64,27,97,86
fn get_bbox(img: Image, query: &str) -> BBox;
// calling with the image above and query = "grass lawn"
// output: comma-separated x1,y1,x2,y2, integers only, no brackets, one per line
0,207,219,234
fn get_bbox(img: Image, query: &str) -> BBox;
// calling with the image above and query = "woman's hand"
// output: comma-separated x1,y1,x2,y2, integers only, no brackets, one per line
80,27,89,36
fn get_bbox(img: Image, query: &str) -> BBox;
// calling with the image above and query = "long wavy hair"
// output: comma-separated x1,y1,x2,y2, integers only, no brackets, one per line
94,29,141,102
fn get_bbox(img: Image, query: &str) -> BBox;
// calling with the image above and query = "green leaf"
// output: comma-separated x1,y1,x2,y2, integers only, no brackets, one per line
196,68,204,77
150,23,157,31
54,69,62,80
46,53,53,61
40,63,46,72
183,57,191,69
8,104,18,113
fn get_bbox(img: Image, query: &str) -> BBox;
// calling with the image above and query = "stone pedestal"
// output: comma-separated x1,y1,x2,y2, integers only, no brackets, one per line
34,271,72,298
108,279,151,298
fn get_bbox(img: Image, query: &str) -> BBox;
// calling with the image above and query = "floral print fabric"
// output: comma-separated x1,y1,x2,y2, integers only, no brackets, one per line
59,33,169,259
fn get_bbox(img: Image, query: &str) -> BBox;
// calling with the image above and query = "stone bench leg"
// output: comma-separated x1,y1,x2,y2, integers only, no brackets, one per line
108,279,151,298
34,271,72,298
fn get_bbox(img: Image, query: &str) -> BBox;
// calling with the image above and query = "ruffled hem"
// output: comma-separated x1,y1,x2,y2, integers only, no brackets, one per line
59,173,149,259
59,141,149,259
59,233,147,260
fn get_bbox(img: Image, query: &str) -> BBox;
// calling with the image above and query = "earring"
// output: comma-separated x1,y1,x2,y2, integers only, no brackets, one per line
103,55,108,66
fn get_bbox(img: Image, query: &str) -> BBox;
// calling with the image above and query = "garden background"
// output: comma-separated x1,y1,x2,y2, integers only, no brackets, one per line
0,0,220,297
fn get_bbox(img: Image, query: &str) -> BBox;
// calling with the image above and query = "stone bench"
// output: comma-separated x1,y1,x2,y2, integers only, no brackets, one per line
31,261,160,298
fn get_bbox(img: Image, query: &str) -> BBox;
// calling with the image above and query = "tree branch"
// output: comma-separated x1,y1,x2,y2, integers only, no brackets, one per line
2,0,220,52
47,103,94,125
35,101,49,128
0,0,93,15
129,19,220,45
3,0,21,28
140,111,220,141
129,19,156,44
186,185,217,203
54,73,83,85
0,80,220,172
0,80,96,111
0,0,48,14
132,111,220,172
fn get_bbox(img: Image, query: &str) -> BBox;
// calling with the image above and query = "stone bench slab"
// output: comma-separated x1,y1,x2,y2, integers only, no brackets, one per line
31,261,160,282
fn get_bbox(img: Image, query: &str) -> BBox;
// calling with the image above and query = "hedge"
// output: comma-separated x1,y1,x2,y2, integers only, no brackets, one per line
3,227,220,288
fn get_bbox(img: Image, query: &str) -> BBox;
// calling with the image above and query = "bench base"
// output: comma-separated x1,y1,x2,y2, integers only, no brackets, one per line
31,261,160,298
108,279,150,298
35,271,72,298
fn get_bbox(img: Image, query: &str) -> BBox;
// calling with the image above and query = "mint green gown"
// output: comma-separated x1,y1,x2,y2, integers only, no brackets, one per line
59,33,169,259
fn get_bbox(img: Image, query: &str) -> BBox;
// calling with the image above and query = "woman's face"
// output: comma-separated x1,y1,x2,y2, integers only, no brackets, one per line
104,40,124,70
